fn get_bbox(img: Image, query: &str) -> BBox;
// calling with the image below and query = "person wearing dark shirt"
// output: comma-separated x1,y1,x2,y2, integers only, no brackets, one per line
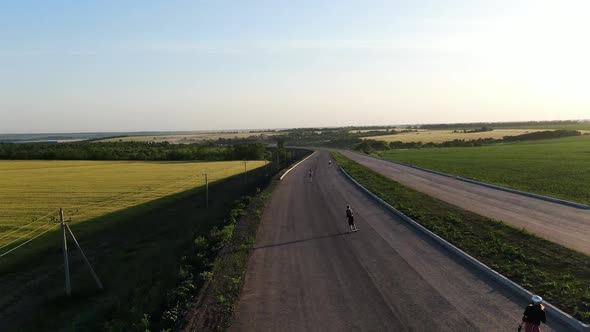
346,205,357,232
519,295,546,332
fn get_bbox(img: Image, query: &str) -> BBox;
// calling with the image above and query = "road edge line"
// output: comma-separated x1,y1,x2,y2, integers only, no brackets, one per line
339,166,590,332
347,150,590,210
279,151,317,181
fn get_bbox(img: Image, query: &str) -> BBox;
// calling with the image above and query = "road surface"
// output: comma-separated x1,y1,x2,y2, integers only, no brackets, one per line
231,150,566,331
338,150,590,256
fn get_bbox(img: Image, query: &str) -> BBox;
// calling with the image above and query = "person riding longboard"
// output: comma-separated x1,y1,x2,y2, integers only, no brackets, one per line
346,205,358,232
519,295,546,332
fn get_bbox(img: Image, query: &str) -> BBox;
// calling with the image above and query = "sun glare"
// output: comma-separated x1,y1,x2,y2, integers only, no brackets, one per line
472,2,590,104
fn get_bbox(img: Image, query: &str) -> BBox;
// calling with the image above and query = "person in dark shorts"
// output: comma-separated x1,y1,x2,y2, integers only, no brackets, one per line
519,295,546,332
346,205,357,232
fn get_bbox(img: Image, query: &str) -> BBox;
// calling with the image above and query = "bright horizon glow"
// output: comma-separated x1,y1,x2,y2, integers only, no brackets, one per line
1,0,589,133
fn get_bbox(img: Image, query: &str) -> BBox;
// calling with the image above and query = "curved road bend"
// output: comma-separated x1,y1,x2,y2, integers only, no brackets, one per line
338,150,590,256
231,150,567,331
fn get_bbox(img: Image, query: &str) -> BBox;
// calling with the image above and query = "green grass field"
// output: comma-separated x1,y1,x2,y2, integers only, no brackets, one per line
375,135,590,204
0,160,265,255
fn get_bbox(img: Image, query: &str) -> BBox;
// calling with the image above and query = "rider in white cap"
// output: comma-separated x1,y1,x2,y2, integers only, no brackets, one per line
519,295,546,332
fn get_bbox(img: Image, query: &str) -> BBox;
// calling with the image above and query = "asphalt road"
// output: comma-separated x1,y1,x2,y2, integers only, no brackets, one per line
339,150,590,256
231,150,566,331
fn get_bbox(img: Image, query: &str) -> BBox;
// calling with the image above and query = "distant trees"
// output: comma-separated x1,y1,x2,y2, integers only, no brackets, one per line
231,143,266,160
502,130,581,142
14,129,571,160
452,126,493,133
419,120,581,130
272,129,367,148
355,140,391,154
0,142,268,161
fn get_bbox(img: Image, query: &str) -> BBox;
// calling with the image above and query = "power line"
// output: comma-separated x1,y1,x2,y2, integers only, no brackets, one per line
0,223,59,258
0,221,56,251
0,171,214,259
0,208,59,241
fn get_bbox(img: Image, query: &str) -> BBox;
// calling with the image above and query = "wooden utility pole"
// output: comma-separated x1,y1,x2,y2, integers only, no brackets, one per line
60,208,71,296
204,173,209,208
65,223,103,290
244,161,248,184
59,209,104,296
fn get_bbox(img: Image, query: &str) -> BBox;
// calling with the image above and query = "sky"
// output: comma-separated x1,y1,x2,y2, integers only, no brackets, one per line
1,0,589,133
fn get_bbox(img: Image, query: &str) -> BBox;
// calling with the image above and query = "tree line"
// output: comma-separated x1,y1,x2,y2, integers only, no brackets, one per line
267,128,409,148
419,120,582,130
0,141,267,161
452,126,493,133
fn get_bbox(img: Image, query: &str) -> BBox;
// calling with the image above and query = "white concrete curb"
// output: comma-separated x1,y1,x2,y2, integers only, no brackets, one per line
279,151,317,181
339,166,590,331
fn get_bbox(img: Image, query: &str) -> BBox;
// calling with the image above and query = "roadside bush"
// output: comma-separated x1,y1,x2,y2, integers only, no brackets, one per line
355,139,390,153
155,197,251,330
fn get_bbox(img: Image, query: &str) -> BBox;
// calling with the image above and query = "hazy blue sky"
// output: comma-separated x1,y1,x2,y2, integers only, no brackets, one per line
1,0,588,133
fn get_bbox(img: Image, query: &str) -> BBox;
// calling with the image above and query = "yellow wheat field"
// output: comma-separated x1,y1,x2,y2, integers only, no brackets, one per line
365,129,546,143
0,160,265,250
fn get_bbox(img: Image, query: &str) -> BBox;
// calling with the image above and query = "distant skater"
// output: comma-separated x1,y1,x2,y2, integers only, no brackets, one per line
308,168,313,182
519,295,546,332
346,205,358,232
328,159,332,167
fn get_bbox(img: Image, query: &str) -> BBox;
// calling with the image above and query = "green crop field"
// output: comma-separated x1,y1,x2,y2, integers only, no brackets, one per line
375,135,590,204
0,160,265,255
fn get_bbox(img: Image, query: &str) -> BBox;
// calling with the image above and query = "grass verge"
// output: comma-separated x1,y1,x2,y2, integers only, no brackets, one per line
374,135,590,204
332,151,590,322
178,182,277,331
